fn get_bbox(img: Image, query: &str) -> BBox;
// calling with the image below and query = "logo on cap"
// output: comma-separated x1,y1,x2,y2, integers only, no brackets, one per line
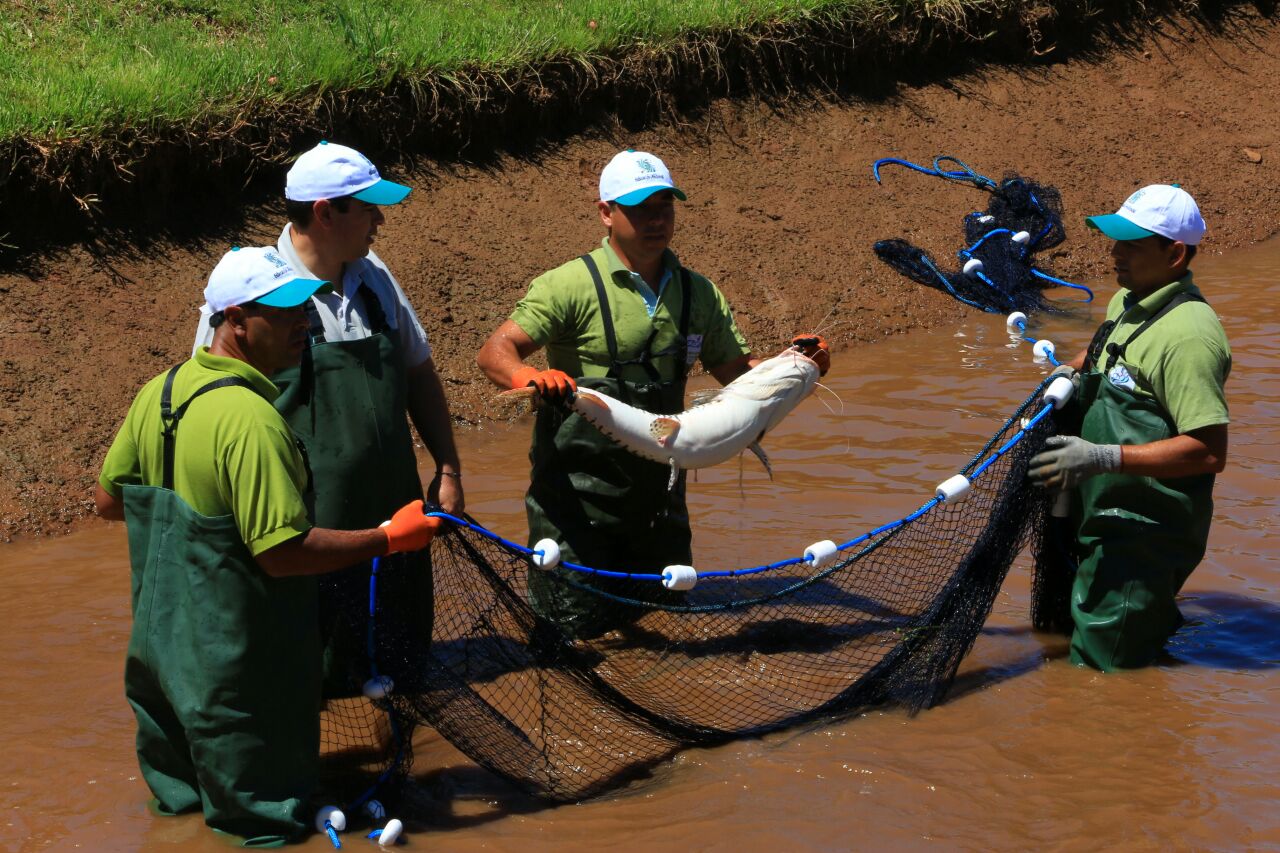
637,159,657,174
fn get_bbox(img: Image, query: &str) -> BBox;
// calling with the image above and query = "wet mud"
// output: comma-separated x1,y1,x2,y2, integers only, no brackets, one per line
2,12,1279,541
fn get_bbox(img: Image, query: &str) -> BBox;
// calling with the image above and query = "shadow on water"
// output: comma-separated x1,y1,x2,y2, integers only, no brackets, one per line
1167,591,1280,669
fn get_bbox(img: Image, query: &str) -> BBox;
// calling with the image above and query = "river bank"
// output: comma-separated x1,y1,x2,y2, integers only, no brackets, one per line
2,7,1278,539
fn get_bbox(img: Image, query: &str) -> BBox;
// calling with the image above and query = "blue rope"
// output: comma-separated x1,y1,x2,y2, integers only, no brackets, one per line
323,821,341,848
1007,315,1064,368
918,253,997,313
423,380,1046,589
343,555,410,817
872,155,997,190
1030,268,1094,301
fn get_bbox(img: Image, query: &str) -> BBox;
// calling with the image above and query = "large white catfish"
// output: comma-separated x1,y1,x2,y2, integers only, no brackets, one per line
507,347,822,482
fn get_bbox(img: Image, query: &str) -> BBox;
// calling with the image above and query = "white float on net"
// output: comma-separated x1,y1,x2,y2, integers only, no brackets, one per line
315,805,346,834
936,474,971,503
531,538,561,570
662,565,698,591
803,540,839,569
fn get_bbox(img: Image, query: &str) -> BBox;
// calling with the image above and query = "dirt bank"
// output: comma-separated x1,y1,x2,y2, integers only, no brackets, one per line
2,10,1278,540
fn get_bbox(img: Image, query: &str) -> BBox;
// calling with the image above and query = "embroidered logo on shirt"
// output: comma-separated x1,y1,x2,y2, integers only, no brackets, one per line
1107,364,1138,391
685,334,703,365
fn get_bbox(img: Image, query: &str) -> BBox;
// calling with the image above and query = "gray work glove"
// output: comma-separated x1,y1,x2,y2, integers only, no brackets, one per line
1049,363,1081,394
1027,435,1121,491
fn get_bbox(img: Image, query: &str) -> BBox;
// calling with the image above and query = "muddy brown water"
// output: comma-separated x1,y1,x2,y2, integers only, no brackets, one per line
3,241,1277,851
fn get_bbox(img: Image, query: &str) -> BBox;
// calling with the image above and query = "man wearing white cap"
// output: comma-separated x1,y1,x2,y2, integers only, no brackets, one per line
96,247,440,844
477,150,831,638
1028,184,1231,670
194,141,460,696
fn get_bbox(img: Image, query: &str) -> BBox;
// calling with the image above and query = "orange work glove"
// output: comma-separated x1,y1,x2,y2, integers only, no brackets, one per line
790,335,831,376
510,366,577,400
381,499,443,554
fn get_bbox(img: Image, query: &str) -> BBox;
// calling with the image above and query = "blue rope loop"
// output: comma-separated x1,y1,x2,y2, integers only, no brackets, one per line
323,821,342,848
424,366,1055,591
1030,268,1094,302
872,155,996,190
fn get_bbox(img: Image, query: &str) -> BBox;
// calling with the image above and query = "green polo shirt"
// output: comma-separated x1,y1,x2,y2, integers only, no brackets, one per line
1100,273,1231,434
510,237,750,382
99,348,311,555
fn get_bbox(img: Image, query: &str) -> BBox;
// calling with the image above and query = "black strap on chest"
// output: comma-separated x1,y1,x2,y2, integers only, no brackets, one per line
1084,290,1207,374
303,281,389,345
160,365,257,491
580,253,694,386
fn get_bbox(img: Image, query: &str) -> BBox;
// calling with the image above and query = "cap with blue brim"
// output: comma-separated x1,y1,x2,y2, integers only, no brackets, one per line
204,246,332,313
613,185,688,206
352,179,412,206
255,276,332,307
1085,214,1156,241
1085,184,1206,245
599,150,687,206
285,140,412,206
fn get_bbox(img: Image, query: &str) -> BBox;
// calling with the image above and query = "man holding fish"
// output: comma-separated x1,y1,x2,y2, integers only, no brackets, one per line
478,150,830,638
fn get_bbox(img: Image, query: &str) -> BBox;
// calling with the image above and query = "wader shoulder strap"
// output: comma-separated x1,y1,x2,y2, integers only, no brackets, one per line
359,283,389,335
301,286,388,344
1086,291,1207,374
303,299,327,345
580,254,691,385
159,366,260,491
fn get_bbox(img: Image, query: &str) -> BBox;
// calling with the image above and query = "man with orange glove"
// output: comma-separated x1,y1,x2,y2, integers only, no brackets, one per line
94,247,440,845
478,150,830,638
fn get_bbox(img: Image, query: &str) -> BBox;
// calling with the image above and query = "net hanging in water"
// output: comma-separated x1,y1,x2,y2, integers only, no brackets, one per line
871,156,1093,314
318,377,1065,806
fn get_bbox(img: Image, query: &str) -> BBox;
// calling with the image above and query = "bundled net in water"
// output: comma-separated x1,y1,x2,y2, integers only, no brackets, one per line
319,381,1063,806
872,156,1091,314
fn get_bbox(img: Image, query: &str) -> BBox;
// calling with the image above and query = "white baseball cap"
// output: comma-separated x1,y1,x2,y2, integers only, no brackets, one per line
1086,184,1206,245
203,246,331,313
284,140,411,205
599,150,687,205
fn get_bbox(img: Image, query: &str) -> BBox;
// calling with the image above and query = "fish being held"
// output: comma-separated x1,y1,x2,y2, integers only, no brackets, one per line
501,347,822,482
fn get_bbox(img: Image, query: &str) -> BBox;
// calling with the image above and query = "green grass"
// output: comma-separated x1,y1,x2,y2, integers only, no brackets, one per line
0,0,980,144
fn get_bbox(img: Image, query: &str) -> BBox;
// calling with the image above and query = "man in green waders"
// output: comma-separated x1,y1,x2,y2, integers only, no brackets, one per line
1028,184,1230,671
477,150,830,639
96,246,442,846
193,141,462,696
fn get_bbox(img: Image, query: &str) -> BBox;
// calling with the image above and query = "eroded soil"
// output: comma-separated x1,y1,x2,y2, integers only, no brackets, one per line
2,12,1277,539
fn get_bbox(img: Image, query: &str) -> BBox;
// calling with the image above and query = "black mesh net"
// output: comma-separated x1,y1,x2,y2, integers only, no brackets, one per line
875,171,1080,315
318,382,1063,807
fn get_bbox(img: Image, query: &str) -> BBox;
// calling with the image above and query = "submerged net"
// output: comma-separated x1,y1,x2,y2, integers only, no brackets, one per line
319,381,1062,806
872,156,1090,314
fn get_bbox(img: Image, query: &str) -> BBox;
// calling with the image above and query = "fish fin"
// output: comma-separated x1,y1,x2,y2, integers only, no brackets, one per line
748,442,773,480
689,388,723,408
651,417,680,447
494,387,539,417
575,391,610,410
668,459,679,491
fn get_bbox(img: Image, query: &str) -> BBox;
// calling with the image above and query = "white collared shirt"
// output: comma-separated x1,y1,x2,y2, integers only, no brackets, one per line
192,224,433,367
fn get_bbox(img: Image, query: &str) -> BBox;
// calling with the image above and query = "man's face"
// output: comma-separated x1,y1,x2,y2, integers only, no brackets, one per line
1111,236,1185,294
599,190,676,261
323,198,386,262
236,302,311,374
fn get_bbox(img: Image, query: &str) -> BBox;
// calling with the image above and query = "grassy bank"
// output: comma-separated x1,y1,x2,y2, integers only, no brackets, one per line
0,0,1234,257
1,0,982,142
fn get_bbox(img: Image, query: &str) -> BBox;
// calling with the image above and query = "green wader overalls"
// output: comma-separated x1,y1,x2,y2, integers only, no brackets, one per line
1069,292,1216,670
122,366,320,847
273,286,432,696
526,254,695,640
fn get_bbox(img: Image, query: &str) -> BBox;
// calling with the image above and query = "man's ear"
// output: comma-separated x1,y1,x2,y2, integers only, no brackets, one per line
311,198,333,229
222,305,250,336
1169,240,1190,269
596,200,613,230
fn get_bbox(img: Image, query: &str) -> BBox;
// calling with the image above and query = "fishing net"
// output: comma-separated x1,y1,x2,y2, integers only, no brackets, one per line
872,156,1090,314
318,381,1063,806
